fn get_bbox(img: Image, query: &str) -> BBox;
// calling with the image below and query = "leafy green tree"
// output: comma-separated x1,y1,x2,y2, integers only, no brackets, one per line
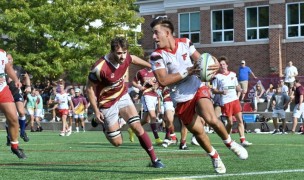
0,0,143,84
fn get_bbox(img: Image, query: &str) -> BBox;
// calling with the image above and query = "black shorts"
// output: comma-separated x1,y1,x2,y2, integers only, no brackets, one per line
13,93,24,102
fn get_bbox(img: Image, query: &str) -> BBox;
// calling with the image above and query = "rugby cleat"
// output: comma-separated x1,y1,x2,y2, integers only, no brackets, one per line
211,157,226,174
11,147,27,159
229,141,248,160
20,132,29,142
127,128,134,142
150,159,165,168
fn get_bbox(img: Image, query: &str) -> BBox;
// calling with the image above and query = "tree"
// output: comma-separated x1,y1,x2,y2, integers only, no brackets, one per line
0,0,143,84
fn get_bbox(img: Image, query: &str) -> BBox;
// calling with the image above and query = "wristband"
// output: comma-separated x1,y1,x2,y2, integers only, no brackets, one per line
179,69,189,79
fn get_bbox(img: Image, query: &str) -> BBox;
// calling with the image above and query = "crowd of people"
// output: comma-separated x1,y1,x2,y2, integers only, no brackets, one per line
1,16,302,174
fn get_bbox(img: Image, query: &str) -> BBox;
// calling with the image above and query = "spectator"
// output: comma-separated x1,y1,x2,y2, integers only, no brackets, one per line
34,89,44,132
284,61,298,93
253,80,265,112
264,83,276,112
237,60,257,102
270,86,290,134
278,79,291,112
24,89,37,132
291,80,304,134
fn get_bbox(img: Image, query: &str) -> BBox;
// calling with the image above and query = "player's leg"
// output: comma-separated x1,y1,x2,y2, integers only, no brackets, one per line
185,114,226,174
196,97,248,160
0,100,26,159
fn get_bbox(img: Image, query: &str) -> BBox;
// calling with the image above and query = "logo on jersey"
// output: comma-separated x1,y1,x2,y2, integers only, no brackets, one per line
155,62,161,68
182,53,187,60
111,73,115,78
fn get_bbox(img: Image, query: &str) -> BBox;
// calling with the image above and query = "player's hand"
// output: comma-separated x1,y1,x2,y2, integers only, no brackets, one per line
188,63,200,76
94,111,105,124
15,81,22,89
207,57,219,76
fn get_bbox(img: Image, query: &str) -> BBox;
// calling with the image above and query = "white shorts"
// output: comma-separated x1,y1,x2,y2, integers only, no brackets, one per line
142,95,158,112
27,108,34,116
68,110,73,117
74,114,84,119
293,103,304,118
100,93,133,128
272,109,286,119
163,101,174,112
35,109,44,118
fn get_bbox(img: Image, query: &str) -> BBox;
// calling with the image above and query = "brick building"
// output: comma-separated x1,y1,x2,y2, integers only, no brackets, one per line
133,0,304,82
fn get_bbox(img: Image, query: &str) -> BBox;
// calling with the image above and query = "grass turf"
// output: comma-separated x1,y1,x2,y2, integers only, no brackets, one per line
0,130,303,179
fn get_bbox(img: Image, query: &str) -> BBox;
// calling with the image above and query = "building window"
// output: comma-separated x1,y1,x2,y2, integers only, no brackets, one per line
179,12,200,43
246,6,269,40
212,9,234,42
286,2,304,38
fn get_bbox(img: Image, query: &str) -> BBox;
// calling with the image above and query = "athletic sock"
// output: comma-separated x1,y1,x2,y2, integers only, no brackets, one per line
11,141,19,149
208,147,219,159
240,136,245,143
223,135,232,147
180,139,186,146
150,123,160,139
19,116,26,136
137,131,157,162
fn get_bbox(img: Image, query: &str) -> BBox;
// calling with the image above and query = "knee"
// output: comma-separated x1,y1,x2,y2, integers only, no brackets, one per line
111,140,123,147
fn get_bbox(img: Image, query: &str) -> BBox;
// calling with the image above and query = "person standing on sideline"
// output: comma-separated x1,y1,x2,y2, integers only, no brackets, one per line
131,67,163,145
0,49,26,159
55,83,74,136
212,56,252,147
237,60,257,102
72,88,88,132
5,53,31,145
149,16,247,174
291,80,304,134
264,83,276,112
270,86,290,134
24,88,37,132
278,79,292,112
284,61,298,93
34,88,44,132
86,37,165,168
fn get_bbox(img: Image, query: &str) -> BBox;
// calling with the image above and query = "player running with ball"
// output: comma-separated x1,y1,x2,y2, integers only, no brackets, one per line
149,16,248,174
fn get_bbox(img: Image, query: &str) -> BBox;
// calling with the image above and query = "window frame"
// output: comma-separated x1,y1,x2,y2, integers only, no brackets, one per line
286,2,304,39
211,8,234,43
178,11,201,43
245,5,270,41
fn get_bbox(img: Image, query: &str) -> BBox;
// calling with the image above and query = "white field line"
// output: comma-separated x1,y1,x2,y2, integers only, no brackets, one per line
157,169,304,179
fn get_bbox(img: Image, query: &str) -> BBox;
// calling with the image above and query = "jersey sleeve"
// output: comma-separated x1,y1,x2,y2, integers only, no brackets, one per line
150,51,166,71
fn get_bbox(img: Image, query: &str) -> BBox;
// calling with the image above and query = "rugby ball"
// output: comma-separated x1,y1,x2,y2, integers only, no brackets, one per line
198,53,217,82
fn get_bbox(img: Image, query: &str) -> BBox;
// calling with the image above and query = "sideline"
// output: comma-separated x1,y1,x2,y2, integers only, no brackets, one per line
157,169,304,179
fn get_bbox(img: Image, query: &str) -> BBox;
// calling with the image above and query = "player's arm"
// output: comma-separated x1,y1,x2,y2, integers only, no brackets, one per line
131,55,151,68
23,73,31,92
86,78,104,123
5,63,21,88
211,79,226,95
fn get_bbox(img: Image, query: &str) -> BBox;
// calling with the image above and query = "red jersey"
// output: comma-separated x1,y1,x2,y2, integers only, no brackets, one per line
134,68,158,97
162,86,172,102
90,54,131,108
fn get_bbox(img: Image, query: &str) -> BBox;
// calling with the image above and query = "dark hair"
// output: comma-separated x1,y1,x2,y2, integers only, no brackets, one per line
110,37,129,52
295,79,300,83
218,56,228,64
150,16,174,33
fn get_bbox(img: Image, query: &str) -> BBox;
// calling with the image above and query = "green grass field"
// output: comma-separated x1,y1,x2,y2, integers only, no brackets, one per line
0,130,303,180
